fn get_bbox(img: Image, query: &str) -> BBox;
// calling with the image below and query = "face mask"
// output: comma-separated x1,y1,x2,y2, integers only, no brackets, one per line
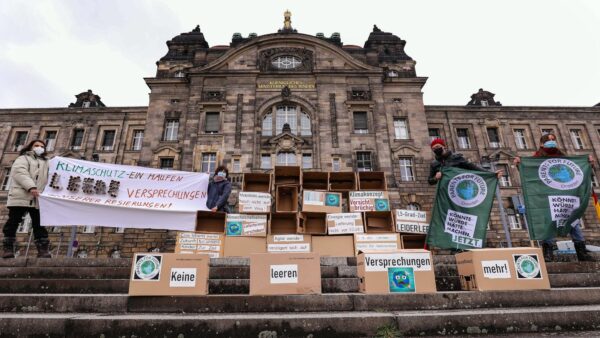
217,171,226,178
543,140,557,148
32,146,45,156
433,147,444,156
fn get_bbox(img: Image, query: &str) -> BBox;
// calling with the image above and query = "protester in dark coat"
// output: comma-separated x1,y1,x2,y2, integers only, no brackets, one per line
514,133,594,262
206,165,232,213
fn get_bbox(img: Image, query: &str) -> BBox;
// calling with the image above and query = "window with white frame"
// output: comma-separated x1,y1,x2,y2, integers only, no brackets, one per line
232,158,241,173
276,106,297,135
570,129,585,149
261,154,272,169
12,131,28,151
428,128,441,143
71,129,84,149
300,112,311,136
456,128,471,149
43,130,57,152
201,153,217,173
271,56,301,70
160,158,174,170
1,168,11,191
262,106,311,137
163,119,179,141
487,127,500,148
356,152,373,171
506,198,522,230
399,157,415,181
541,128,554,136
497,164,511,187
353,112,368,134
394,118,409,140
513,129,528,149
302,154,312,169
332,157,341,172
262,114,273,136
277,152,296,166
100,130,116,151
132,130,144,151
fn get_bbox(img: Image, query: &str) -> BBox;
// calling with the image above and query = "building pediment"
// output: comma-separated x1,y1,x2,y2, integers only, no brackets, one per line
267,132,305,151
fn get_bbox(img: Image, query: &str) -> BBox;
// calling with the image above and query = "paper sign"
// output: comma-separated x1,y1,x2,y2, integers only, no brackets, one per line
349,191,390,212
395,209,427,223
481,260,511,279
363,253,432,272
396,221,429,234
169,268,197,287
267,243,311,252
327,213,364,234
270,264,299,284
239,192,272,212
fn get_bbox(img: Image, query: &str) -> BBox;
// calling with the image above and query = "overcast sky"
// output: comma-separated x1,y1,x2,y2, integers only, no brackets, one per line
1,0,599,108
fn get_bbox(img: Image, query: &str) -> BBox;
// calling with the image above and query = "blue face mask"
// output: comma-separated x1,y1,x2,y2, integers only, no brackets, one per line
217,171,226,178
543,140,557,148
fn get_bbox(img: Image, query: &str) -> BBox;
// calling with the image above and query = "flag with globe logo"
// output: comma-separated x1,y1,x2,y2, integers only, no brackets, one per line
426,166,498,249
520,156,592,240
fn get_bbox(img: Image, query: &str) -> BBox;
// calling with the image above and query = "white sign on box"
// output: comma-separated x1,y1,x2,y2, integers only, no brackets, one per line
363,253,433,272
169,268,197,287
268,243,311,252
395,209,427,223
481,260,511,279
239,192,272,212
270,264,299,284
327,213,364,234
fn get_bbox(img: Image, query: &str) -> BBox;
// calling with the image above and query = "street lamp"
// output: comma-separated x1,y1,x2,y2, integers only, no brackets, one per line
481,155,513,247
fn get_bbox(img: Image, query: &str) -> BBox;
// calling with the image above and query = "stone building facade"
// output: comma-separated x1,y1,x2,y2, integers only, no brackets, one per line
1,17,599,257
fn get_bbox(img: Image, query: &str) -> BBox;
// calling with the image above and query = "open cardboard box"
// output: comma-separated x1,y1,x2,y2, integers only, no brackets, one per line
357,171,387,190
249,252,321,295
225,213,268,237
242,173,272,193
312,235,354,257
302,171,329,190
269,213,299,234
401,235,427,249
298,212,327,234
223,236,267,257
327,212,365,235
354,233,402,255
302,190,342,213
276,185,299,212
175,232,224,258
238,191,272,213
274,166,302,186
195,211,226,233
364,211,395,233
267,234,312,253
329,172,356,191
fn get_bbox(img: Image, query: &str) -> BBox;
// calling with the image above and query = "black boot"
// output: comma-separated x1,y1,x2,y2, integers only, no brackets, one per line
2,237,15,259
35,238,52,258
574,241,593,262
542,242,554,262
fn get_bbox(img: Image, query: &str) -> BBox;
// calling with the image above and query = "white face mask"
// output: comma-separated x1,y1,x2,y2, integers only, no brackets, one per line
32,146,45,156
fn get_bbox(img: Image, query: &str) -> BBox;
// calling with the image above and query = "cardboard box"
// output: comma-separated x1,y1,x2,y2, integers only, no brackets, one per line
329,172,356,191
302,190,342,213
238,192,272,213
267,234,312,253
302,171,329,190
242,173,272,193
395,209,429,234
269,213,299,234
354,233,402,255
223,236,267,257
402,235,427,249
276,185,299,212
225,214,268,237
364,211,395,233
274,166,301,186
357,250,437,294
357,171,387,191
456,247,550,291
349,191,390,212
312,235,354,257
298,212,327,234
175,232,224,258
249,252,321,295
195,211,226,233
129,253,209,296
326,213,365,235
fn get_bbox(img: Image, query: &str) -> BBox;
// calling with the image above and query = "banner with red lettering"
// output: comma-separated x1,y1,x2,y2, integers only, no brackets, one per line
39,156,209,230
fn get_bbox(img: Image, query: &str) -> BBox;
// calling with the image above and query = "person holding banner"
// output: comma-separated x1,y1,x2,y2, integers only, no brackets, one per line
206,165,231,213
2,140,51,259
514,133,594,262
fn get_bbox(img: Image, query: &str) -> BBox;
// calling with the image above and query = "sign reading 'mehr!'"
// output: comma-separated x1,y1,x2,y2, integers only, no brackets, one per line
257,80,316,89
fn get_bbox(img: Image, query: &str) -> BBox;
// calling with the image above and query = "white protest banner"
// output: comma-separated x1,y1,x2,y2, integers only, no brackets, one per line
39,156,209,230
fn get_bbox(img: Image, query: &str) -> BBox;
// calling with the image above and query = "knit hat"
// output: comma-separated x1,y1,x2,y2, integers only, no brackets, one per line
430,138,446,148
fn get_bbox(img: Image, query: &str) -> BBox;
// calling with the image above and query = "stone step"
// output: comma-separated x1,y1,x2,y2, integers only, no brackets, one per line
1,305,600,337
2,288,600,314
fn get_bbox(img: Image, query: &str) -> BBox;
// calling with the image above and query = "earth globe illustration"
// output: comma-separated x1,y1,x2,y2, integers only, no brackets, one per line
549,164,574,183
457,181,478,200
140,260,156,275
392,270,411,289
520,259,536,274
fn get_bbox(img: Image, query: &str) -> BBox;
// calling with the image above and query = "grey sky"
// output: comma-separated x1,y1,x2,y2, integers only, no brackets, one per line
1,0,599,108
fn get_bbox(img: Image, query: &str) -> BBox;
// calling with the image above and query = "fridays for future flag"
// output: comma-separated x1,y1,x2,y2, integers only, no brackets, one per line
426,166,498,249
520,156,591,240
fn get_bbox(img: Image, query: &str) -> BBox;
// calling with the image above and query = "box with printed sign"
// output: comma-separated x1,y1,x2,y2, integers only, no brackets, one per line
276,186,299,212
267,234,312,253
129,253,209,296
353,233,402,256
312,235,354,257
349,191,390,212
302,190,342,213
456,247,550,291
249,252,321,295
225,214,268,237
242,173,272,193
238,192,272,213
395,209,430,234
274,166,302,186
223,236,267,257
329,172,356,191
298,212,327,234
364,211,395,233
357,250,436,294
175,232,224,258
302,171,329,190
357,171,387,191
327,213,364,235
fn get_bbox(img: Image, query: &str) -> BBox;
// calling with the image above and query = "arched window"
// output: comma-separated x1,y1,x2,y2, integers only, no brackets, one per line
261,105,311,137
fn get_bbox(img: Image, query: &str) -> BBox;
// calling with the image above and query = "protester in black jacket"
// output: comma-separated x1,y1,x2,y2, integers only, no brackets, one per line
206,165,232,213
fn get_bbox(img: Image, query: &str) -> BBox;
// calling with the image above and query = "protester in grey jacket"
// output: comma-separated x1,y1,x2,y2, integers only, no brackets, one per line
2,140,51,258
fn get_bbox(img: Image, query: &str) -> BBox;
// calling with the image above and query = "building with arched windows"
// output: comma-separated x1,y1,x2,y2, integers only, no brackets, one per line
1,16,600,257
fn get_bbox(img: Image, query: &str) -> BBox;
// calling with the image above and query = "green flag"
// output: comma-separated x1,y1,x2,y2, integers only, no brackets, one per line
520,156,591,240
426,166,498,249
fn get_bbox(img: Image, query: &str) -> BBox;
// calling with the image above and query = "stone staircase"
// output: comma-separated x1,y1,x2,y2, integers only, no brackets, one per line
0,255,599,337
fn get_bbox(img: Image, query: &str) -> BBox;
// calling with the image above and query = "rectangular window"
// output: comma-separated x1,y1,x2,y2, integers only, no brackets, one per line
513,129,528,150
505,198,522,230
232,158,241,173
163,119,179,141
277,152,297,166
132,130,144,151
1,168,11,191
487,127,500,148
353,112,368,134
276,106,297,135
332,157,341,172
399,157,415,181
205,112,220,134
428,128,441,142
356,152,373,171
43,131,57,152
261,154,272,169
201,153,217,173
394,118,409,140
302,154,312,169
300,113,311,136
71,129,84,149
497,164,511,187
83,225,95,234
541,128,554,135
13,131,28,151
101,130,116,151
570,129,585,149
262,114,273,137
160,158,174,170
456,128,471,149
